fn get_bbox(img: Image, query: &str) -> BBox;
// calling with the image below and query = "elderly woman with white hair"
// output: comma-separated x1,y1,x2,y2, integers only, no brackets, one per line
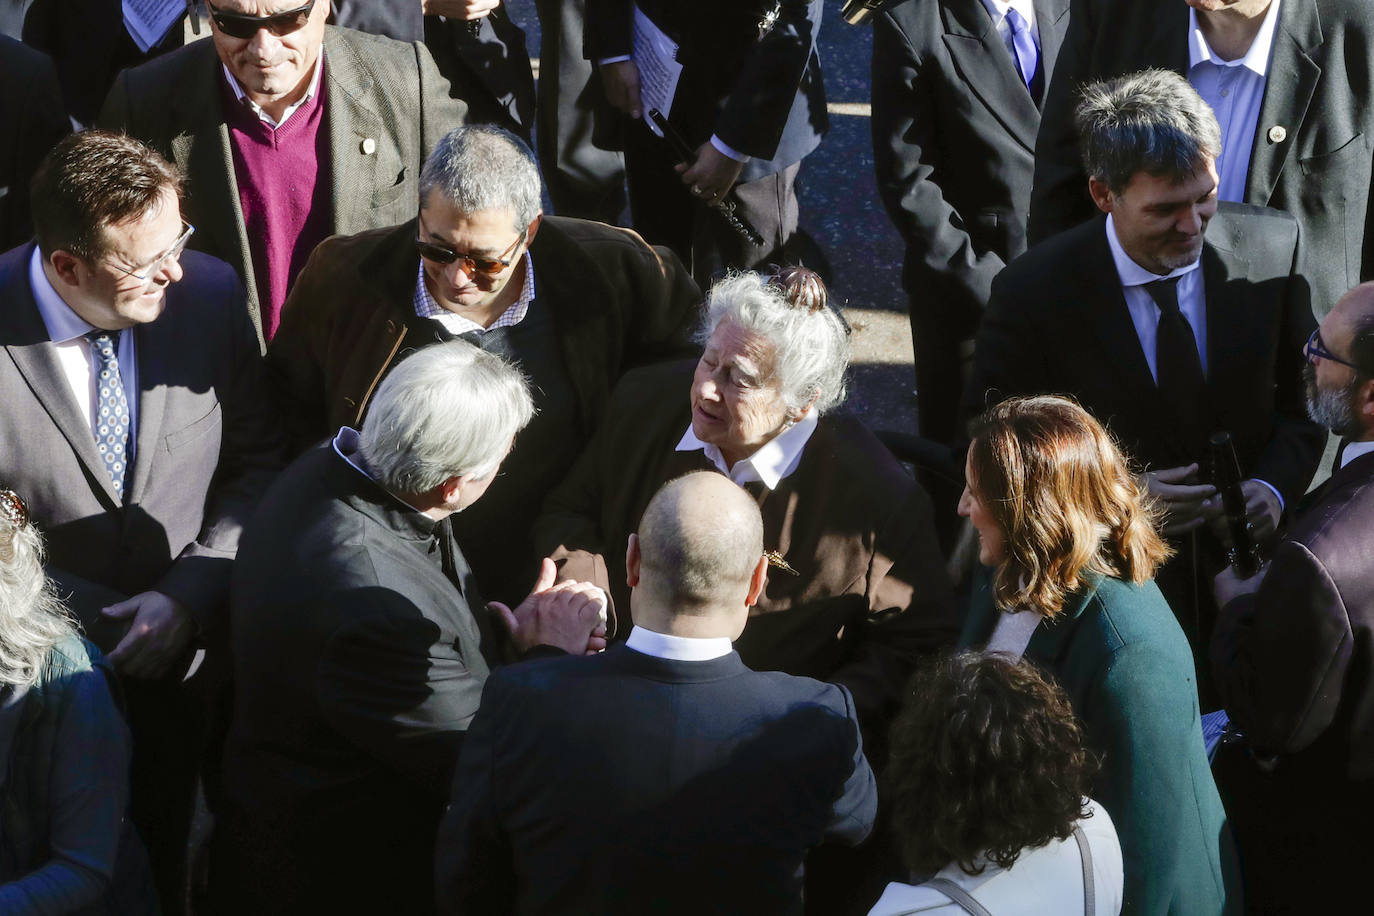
535,267,957,731
0,488,153,913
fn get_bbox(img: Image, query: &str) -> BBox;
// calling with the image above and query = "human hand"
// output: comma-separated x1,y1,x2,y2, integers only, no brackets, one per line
103,590,196,679
422,0,499,19
1202,479,1282,547
676,141,746,204
1140,464,1217,537
490,558,607,655
1212,561,1267,609
600,60,643,119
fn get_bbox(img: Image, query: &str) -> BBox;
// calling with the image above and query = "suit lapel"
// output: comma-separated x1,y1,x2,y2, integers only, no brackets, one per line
1032,0,1071,110
125,317,173,505
1245,0,1322,206
1,256,120,505
940,0,1041,152
323,30,385,237
1146,2,1191,74
1200,237,1253,425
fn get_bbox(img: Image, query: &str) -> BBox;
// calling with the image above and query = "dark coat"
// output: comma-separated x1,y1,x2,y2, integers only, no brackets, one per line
534,359,960,730
434,644,878,915
1028,0,1374,319
962,573,1240,915
97,26,469,343
217,440,494,915
0,37,68,251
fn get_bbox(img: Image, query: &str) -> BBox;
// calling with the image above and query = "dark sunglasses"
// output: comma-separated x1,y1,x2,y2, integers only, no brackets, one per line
414,229,527,276
1305,329,1367,373
207,0,315,39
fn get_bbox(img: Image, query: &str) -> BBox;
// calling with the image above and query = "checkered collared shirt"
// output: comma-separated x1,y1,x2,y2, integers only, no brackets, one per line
413,253,536,337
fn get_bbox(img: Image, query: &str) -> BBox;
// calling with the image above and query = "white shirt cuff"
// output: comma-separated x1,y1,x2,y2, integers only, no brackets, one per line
710,135,750,163
1253,478,1285,511
598,54,633,65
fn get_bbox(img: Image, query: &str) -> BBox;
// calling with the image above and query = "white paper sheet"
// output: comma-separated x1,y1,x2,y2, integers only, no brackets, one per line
123,0,186,53
632,4,682,137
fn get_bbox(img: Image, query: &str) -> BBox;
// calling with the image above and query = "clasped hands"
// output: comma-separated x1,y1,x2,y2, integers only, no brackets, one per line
1139,463,1281,543
488,558,608,656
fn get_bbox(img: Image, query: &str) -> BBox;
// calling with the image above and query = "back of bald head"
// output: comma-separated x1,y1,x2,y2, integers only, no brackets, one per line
637,472,764,614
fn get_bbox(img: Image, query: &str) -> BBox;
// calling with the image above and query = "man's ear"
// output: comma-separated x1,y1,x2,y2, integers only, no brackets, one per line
625,532,641,588
1088,177,1115,215
1359,377,1374,430
745,554,768,608
523,211,544,247
47,249,83,288
439,474,470,508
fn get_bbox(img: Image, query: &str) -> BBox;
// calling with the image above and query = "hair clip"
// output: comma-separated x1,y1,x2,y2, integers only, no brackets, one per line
765,550,799,576
0,489,29,530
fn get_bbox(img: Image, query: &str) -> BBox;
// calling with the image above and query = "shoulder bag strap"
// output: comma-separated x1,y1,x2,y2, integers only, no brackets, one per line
922,877,996,916
1073,825,1095,916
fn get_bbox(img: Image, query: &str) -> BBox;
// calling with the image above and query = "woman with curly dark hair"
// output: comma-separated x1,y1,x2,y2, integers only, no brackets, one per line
954,396,1238,916
868,652,1122,915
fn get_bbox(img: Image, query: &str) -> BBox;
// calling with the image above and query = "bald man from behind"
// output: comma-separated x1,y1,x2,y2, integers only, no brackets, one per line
436,471,878,915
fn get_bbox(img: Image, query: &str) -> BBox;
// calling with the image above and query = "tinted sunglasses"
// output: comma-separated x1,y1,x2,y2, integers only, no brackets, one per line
207,0,315,39
414,229,526,276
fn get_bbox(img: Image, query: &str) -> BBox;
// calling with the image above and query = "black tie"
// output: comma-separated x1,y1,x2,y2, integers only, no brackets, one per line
1145,277,1211,454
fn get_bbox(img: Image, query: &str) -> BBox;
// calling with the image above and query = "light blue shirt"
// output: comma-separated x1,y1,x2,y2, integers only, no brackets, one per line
1186,0,1281,202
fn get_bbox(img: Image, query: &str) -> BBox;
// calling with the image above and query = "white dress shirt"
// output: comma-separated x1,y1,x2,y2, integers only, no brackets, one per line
1105,214,1208,380
28,247,140,457
222,48,325,130
1187,0,1282,202
675,411,818,490
413,253,537,336
625,625,734,661
981,0,1040,55
1341,439,1374,469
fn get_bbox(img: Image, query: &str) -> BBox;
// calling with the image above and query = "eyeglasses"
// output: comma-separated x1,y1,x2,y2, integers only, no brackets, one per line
0,488,28,530
111,220,195,285
415,226,526,277
1305,329,1367,372
207,0,315,39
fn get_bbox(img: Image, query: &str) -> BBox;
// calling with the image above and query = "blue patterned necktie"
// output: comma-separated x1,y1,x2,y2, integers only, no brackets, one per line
1005,8,1040,98
87,330,130,500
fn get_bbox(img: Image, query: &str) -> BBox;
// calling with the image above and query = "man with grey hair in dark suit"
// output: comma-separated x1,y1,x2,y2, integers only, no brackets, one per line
98,0,469,346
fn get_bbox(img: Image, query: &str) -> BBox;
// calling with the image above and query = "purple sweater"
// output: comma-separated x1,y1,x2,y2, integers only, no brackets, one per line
222,70,334,340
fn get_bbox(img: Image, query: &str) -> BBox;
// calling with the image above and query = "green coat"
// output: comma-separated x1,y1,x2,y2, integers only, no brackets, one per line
960,571,1240,916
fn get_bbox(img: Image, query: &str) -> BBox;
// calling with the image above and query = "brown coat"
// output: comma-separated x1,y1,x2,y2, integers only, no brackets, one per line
534,359,959,726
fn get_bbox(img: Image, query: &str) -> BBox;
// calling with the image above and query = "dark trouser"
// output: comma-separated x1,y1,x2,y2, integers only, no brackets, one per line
909,293,976,448
624,120,801,286
533,0,627,223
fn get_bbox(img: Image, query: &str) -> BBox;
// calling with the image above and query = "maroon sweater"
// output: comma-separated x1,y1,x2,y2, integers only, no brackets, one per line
222,68,334,340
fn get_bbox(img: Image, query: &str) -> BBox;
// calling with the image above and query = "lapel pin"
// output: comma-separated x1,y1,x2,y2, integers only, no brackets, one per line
361,137,377,155
764,550,799,576
1268,125,1287,144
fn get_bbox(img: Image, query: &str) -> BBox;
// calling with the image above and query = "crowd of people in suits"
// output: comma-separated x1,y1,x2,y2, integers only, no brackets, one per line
1,0,1373,914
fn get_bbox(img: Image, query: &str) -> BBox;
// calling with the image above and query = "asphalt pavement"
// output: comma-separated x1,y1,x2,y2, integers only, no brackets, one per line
504,0,919,437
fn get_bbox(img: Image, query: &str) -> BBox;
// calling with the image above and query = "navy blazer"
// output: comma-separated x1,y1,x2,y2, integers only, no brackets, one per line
435,643,878,915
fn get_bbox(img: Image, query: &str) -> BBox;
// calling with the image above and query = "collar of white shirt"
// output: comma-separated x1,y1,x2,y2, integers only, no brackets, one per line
1187,0,1281,75
28,246,97,343
625,625,734,661
1342,439,1374,469
1104,214,1201,288
414,253,536,337
222,47,325,129
331,425,431,514
675,410,819,490
980,0,1037,34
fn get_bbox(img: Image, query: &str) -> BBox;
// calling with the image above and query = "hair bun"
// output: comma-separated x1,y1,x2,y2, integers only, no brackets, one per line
766,265,828,314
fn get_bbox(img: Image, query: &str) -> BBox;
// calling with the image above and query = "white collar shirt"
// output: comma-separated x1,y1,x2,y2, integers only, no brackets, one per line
413,253,536,337
1186,0,1281,202
675,411,818,490
331,426,430,515
28,246,140,454
625,625,734,661
1341,439,1374,469
1105,213,1208,380
221,47,325,130
981,0,1039,52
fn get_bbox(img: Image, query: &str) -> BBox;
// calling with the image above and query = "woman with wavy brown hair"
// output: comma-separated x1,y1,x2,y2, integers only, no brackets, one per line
955,396,1239,916
868,652,1124,915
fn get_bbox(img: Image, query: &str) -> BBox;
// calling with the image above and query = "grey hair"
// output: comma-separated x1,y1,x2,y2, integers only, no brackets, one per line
1075,69,1222,193
359,341,535,493
418,125,543,232
696,270,850,416
0,515,78,688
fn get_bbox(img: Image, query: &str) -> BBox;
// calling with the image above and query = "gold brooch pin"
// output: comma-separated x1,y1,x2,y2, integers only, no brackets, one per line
765,550,799,576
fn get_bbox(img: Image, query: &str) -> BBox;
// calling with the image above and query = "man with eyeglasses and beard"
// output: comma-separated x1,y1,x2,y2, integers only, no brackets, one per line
1210,281,1374,912
267,124,701,609
98,0,468,347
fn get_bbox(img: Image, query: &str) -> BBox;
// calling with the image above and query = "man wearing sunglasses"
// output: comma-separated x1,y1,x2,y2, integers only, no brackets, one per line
267,124,701,609
98,0,468,346
1211,281,1374,911
0,131,281,914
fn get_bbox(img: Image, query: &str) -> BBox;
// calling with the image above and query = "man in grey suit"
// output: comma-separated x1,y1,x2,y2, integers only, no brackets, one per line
1029,0,1374,321
98,0,468,345
0,130,280,913
871,0,1070,448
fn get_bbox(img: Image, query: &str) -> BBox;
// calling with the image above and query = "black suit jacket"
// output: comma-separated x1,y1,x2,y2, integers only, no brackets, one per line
871,0,1069,320
218,440,495,914
586,0,827,182
0,37,68,252
435,643,878,915
1028,0,1374,319
965,205,1322,504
